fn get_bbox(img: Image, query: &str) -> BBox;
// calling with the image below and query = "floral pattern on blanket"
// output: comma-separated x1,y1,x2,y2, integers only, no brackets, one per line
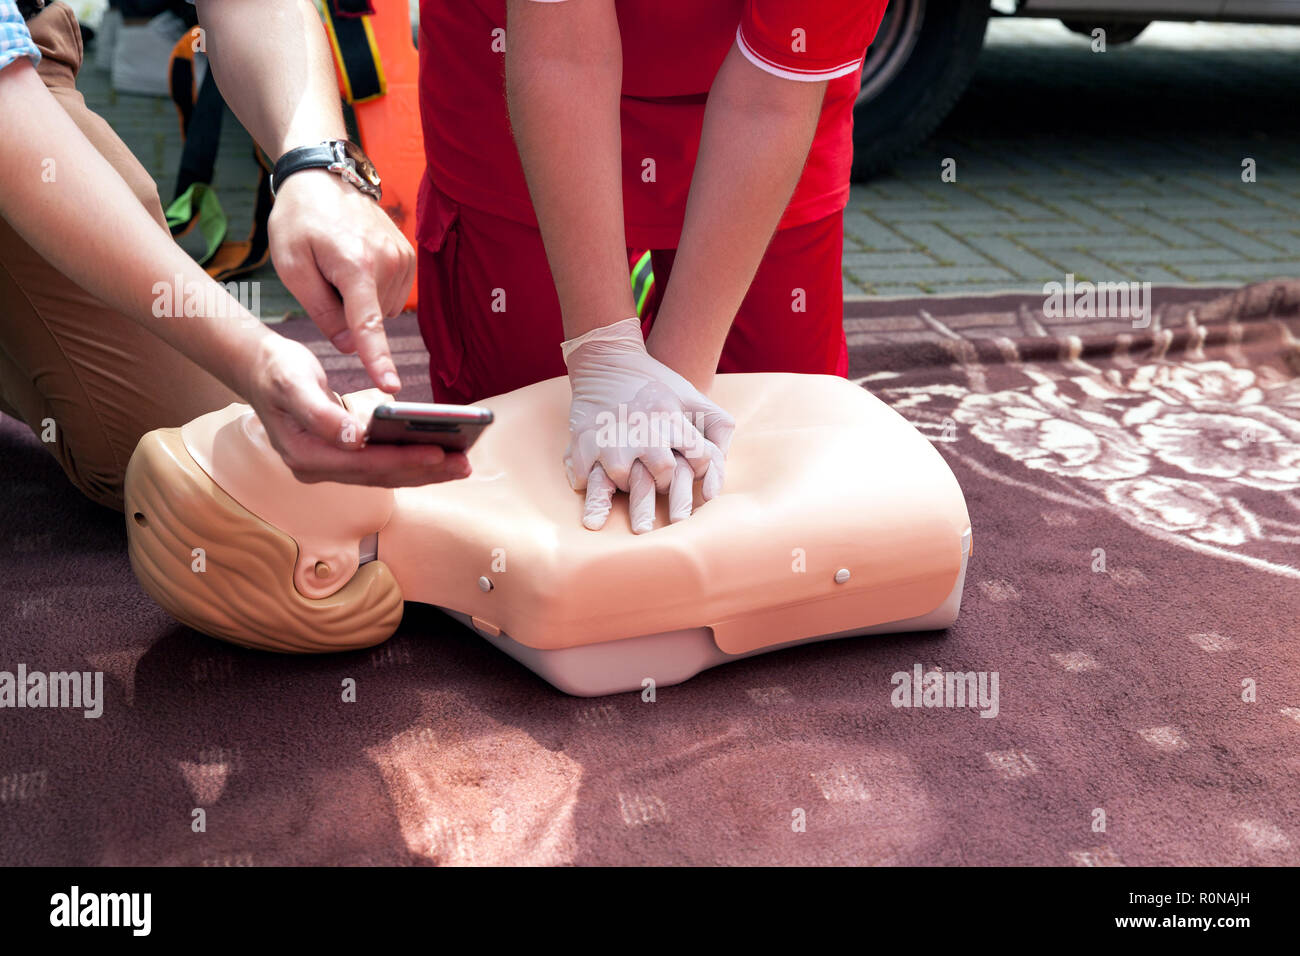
874,354,1300,578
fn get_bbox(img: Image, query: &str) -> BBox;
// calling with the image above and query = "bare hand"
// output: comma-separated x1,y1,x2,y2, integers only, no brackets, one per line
244,334,470,487
268,168,416,394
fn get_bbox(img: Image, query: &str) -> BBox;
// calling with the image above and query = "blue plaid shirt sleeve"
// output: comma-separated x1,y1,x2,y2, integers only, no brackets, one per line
0,0,41,74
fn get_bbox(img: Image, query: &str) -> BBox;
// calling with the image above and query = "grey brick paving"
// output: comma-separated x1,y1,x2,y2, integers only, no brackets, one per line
75,15,1300,312
844,19,1300,298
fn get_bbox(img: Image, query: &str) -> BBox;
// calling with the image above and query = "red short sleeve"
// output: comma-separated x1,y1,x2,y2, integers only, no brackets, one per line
738,0,886,81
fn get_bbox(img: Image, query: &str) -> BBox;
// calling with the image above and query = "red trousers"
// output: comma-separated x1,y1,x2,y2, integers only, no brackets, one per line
416,177,847,404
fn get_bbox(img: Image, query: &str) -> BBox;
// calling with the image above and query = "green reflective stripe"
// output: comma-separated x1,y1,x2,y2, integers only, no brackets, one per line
630,249,653,287
165,183,229,266
634,278,654,317
630,250,655,318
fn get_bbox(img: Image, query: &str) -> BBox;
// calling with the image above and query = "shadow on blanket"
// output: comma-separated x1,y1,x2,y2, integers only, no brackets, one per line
2,280,1298,865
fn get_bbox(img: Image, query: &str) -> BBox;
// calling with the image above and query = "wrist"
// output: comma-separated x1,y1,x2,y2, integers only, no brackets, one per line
561,316,645,367
271,166,352,203
270,127,347,164
223,323,278,401
646,324,720,394
271,140,381,202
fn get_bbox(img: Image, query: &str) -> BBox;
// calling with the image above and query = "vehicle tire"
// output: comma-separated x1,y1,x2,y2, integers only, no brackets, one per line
851,0,990,182
1061,20,1151,45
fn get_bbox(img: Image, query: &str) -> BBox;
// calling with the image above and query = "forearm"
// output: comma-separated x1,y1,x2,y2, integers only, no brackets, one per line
0,59,270,398
505,0,636,339
195,0,345,157
647,45,825,390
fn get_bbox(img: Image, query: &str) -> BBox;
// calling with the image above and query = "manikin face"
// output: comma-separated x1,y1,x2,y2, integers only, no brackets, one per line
182,395,396,601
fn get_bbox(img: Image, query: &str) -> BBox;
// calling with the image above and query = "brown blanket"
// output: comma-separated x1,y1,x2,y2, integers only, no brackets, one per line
2,280,1298,865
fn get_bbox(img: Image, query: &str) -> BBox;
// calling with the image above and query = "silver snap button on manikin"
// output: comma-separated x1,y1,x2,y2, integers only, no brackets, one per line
478,576,494,592
834,568,851,584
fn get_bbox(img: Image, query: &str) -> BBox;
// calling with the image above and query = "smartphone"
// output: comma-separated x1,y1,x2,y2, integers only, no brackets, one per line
365,402,494,451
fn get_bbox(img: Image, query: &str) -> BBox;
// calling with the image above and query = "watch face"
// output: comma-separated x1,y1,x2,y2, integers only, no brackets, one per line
340,140,381,190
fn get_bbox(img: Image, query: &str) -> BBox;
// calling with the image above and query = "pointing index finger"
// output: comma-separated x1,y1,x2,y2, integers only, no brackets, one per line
338,270,401,393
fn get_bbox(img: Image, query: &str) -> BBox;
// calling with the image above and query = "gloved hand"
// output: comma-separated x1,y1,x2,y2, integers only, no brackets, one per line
562,317,735,533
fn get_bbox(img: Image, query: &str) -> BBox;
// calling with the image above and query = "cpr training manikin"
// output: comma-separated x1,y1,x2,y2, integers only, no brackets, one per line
124,373,972,696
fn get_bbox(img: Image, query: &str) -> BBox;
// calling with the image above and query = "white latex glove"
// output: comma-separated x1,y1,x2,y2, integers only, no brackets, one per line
562,317,736,533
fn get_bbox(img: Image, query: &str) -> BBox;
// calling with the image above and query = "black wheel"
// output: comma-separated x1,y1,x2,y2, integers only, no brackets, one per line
851,0,990,182
1061,19,1151,45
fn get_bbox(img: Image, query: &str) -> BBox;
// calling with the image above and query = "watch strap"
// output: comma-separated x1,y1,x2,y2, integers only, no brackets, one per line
269,145,339,197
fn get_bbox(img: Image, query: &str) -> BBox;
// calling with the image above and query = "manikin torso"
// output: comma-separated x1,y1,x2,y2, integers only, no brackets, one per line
177,374,970,659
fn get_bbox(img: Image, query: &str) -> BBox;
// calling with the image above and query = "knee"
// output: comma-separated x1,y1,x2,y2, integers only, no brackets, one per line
69,469,127,511
58,439,128,511
25,413,128,510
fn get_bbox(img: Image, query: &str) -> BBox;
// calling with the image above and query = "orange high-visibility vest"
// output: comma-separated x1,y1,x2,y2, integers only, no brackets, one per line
322,0,423,312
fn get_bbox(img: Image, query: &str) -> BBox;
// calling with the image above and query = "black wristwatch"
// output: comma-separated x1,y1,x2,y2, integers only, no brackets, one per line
270,140,382,202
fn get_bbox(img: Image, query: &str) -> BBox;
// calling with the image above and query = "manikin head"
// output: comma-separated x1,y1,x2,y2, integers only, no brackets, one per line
124,394,404,653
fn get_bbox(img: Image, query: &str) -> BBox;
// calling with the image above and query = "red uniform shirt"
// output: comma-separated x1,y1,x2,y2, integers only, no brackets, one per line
418,0,887,249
